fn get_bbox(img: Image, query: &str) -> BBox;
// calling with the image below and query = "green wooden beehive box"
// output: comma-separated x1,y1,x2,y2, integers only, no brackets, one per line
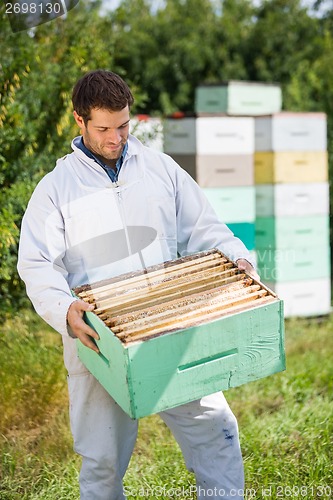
202,186,256,223
195,81,282,115
73,249,285,419
227,222,255,251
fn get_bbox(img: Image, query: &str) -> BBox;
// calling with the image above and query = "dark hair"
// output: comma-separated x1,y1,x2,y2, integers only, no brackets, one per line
72,70,134,123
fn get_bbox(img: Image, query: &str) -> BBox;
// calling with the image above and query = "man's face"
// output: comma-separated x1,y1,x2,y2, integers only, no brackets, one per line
73,106,130,167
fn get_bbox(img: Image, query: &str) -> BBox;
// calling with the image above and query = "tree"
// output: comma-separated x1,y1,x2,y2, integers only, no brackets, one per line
0,0,144,314
244,0,320,83
109,0,221,113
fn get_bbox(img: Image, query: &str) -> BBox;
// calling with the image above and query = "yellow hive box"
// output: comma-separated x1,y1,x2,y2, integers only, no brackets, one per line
254,151,328,184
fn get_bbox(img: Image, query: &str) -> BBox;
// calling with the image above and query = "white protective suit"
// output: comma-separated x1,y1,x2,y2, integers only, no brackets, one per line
18,134,255,499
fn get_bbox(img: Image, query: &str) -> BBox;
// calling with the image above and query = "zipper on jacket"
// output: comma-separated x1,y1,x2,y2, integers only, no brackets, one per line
113,181,134,263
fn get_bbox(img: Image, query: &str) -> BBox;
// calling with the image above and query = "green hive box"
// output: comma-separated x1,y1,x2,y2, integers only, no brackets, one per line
195,81,282,115
226,222,255,251
73,251,285,419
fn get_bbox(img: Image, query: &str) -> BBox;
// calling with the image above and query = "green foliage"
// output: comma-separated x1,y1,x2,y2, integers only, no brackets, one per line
209,0,256,81
245,0,319,82
0,1,144,313
0,180,36,312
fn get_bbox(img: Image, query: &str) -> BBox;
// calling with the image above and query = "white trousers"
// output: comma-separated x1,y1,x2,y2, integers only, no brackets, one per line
64,337,244,500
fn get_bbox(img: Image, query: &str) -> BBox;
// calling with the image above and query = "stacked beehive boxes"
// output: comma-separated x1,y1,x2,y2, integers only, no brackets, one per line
163,114,255,252
254,112,331,317
163,81,283,262
163,83,331,317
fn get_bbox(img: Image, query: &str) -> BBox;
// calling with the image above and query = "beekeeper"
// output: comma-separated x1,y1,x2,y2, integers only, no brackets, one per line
18,70,259,500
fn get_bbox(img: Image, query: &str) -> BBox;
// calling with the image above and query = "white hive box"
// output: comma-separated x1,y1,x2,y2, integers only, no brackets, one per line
266,279,331,318
255,112,327,152
163,116,254,156
255,183,330,217
196,117,254,155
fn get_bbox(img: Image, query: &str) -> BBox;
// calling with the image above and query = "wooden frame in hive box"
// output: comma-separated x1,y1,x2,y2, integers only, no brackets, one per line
73,252,285,419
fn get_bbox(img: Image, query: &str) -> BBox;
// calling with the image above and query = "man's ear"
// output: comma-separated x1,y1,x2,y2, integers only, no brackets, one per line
73,111,85,129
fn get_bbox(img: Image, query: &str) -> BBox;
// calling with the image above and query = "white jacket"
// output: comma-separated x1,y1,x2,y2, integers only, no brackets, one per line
17,134,255,336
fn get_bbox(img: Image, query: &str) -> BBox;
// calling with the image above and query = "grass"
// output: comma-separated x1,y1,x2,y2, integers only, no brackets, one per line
0,309,332,499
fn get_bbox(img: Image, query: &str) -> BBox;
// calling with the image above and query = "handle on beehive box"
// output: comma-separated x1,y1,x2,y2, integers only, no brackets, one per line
178,348,238,372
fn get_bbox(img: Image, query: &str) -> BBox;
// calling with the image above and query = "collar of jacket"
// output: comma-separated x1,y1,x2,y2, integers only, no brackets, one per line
73,136,128,181
66,134,145,191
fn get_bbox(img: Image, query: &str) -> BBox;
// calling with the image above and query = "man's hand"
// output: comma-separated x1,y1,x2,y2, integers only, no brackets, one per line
67,300,100,353
236,259,260,282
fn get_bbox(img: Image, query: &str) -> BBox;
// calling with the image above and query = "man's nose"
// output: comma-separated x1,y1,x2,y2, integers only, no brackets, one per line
107,129,122,143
